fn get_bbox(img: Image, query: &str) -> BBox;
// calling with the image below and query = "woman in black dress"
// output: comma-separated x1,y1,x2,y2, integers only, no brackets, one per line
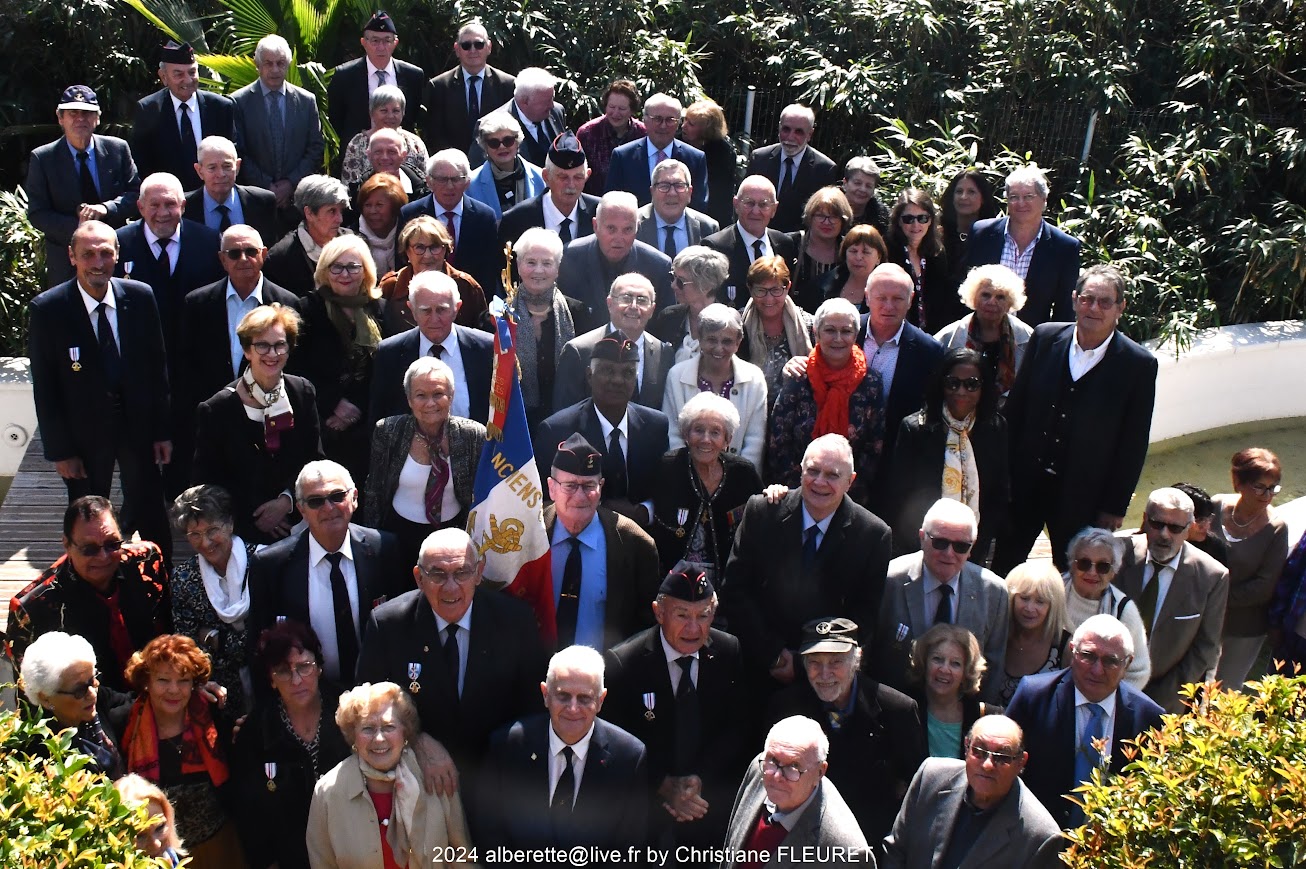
887,188,961,332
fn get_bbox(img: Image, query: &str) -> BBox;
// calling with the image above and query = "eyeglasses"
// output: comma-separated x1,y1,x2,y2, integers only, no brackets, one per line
185,525,229,545
365,36,397,46
924,531,973,554
612,293,653,308
653,181,690,193
251,340,290,356
270,660,319,682
56,674,100,699
429,174,468,186
1072,648,1127,671
483,135,517,149
943,376,982,393
328,262,364,276
72,538,123,558
1250,483,1282,496
1073,558,1114,576
222,246,261,260
1075,293,1119,310
360,724,401,739
299,489,351,510
552,479,602,496
669,274,696,289
1007,192,1043,205
1146,516,1189,535
760,756,809,782
812,212,842,224
750,284,788,298
966,743,1022,767
737,198,775,211
409,242,446,257
645,114,681,126
899,213,932,224
458,39,487,50
417,565,478,585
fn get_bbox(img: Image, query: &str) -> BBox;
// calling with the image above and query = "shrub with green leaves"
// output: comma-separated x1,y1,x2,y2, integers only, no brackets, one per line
0,188,45,356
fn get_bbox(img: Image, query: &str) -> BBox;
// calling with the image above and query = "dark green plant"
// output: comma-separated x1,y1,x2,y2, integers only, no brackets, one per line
0,188,45,356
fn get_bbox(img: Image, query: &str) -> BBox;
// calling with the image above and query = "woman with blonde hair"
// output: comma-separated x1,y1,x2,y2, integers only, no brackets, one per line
117,773,186,866
909,624,995,759
681,98,737,226
999,561,1071,703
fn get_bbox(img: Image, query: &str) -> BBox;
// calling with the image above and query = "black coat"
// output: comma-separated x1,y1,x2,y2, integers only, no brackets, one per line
746,143,838,233
325,57,426,152
367,324,494,425
649,449,762,576
421,65,516,154
498,192,601,249
701,224,799,308
130,89,237,190
534,399,671,506
262,229,319,297
183,184,282,245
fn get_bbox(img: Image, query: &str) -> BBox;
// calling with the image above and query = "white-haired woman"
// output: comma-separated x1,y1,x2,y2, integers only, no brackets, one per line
264,175,353,296
650,245,732,362
933,264,1033,398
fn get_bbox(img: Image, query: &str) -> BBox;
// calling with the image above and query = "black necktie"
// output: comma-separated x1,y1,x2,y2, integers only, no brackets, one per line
96,302,122,388
674,656,701,772
443,623,460,695
467,75,481,136
558,217,572,244
1138,561,1164,629
935,583,954,625
428,343,445,359
663,225,677,258
156,237,171,274
178,102,197,163
779,157,795,199
551,745,575,816
556,537,582,646
752,238,765,261
604,429,628,498
802,524,820,568
76,150,99,203
215,204,231,232
325,552,359,681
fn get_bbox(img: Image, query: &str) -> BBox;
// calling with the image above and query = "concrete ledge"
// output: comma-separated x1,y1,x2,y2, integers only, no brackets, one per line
0,358,34,478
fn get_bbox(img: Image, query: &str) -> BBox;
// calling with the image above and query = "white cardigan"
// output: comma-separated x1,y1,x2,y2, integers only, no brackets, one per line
662,355,769,470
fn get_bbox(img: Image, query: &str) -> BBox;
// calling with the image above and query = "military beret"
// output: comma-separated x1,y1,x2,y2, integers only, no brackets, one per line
553,433,602,477
658,567,715,602
548,129,586,170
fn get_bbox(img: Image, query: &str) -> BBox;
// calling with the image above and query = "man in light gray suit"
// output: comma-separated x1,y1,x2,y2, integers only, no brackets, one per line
1115,487,1230,713
232,35,325,211
881,715,1063,869
720,715,872,868
874,499,1010,702
552,273,673,413
635,159,719,259
555,191,674,313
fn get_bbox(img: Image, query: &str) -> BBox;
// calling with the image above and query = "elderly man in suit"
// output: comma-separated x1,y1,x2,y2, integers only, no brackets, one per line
554,191,674,312
183,136,279,242
1007,614,1165,828
26,85,140,287
27,221,172,558
720,715,871,868
248,460,408,683
964,164,1080,327
397,149,500,294
722,434,892,685
875,499,1010,701
605,93,708,211
465,111,546,217
536,339,671,527
498,130,599,247
325,11,424,152
746,104,838,233
369,270,494,424
993,265,1158,574
232,34,325,212
703,175,799,307
130,40,236,191
1115,487,1231,713
636,159,720,260
552,273,674,412
475,645,649,855
474,66,565,169
422,21,516,155
881,715,1063,869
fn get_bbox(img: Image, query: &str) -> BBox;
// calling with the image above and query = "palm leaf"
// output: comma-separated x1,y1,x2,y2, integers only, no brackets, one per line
116,0,210,53
287,0,334,59
217,0,279,56
198,53,259,89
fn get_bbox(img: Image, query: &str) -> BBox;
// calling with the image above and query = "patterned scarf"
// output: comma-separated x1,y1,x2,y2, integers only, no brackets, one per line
513,290,576,408
317,283,382,352
942,407,981,520
807,343,868,438
124,692,229,787
965,313,1018,394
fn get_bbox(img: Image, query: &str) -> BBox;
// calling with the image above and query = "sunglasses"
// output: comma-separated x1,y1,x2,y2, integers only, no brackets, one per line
1073,558,1113,576
944,376,982,393
72,538,123,558
1146,516,1189,535
966,743,1021,767
222,246,261,260
459,39,487,50
483,135,517,149
899,214,932,224
299,489,351,510
57,674,99,699
924,531,973,554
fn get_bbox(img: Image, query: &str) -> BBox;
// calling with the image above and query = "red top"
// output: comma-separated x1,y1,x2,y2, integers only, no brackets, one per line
367,789,403,869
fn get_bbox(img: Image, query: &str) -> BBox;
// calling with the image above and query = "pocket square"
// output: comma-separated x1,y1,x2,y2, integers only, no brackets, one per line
1173,613,1201,620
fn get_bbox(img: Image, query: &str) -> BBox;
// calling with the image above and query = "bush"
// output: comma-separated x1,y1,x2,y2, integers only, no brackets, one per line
0,188,45,356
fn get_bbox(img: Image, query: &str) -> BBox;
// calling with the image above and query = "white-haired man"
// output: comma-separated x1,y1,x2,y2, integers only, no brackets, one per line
183,135,279,241
497,129,600,247
422,20,517,154
554,191,674,312
487,66,566,167
606,93,708,211
745,104,837,233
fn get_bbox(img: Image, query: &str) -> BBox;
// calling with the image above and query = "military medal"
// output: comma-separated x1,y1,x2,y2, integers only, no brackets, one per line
643,692,656,721
264,762,278,792
408,662,422,694
725,284,737,302
68,347,81,372
675,508,689,538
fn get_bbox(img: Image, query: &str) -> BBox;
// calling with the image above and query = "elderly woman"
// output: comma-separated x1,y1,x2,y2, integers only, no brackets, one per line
297,235,385,485
817,223,889,313
18,630,128,778
933,264,1032,399
910,624,996,760
739,256,814,405
940,168,998,282
307,682,473,869
886,348,1009,556
1211,447,1291,687
120,635,243,868
681,98,737,227
577,79,646,195
663,304,769,468
354,173,408,276
789,186,853,312
117,774,187,866
193,304,324,544
767,297,884,500
650,393,763,577
231,621,351,869
168,485,258,717
888,189,958,332
512,227,591,428
378,215,490,336
1064,527,1151,690
998,561,1071,703
341,85,429,190
364,357,487,565
650,245,732,362
466,111,546,217
842,156,892,236
264,175,353,296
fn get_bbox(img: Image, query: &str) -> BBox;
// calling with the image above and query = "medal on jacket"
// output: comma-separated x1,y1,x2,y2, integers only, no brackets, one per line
69,347,81,372
725,284,736,302
408,662,422,694
675,508,689,538
643,692,656,720
264,762,278,792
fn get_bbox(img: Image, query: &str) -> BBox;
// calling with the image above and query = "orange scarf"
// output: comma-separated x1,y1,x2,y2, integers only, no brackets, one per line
807,343,868,438
124,692,229,788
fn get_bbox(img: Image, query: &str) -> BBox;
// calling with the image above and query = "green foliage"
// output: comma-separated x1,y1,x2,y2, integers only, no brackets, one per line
1063,674,1306,868
0,189,45,357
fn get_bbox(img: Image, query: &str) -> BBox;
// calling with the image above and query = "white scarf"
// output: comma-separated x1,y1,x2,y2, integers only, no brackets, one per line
359,747,421,861
197,536,249,627
357,219,397,276
297,224,326,264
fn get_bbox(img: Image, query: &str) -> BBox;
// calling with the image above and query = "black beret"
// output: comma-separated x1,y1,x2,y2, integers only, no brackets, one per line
363,10,398,34
658,567,715,602
159,39,196,65
553,433,602,477
591,333,638,364
547,129,586,170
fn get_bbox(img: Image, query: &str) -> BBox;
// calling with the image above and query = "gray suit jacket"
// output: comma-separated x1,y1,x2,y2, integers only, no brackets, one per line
1115,537,1230,713
881,758,1063,869
874,553,1010,703
721,753,871,868
634,203,719,254
232,80,325,189
551,325,674,413
554,235,674,313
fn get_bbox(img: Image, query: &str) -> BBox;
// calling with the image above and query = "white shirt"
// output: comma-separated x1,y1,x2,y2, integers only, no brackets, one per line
434,199,464,244
595,405,653,518
736,224,770,261
433,600,474,697
169,92,202,146
1074,685,1117,765
79,284,119,347
1069,328,1114,381
542,194,580,237
365,58,398,98
922,564,961,624
661,631,698,693
142,222,182,276
306,533,359,681
1142,548,1182,630
420,328,470,418
778,147,808,186
548,722,595,807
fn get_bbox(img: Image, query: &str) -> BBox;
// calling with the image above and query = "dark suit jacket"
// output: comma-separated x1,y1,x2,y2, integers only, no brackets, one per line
746,143,838,233
26,134,139,285
28,278,171,461
130,89,237,190
356,587,548,771
368,324,493,424
231,80,325,189
183,184,281,245
472,98,566,168
474,714,649,855
325,57,425,150
552,326,674,415
396,194,500,296
498,192,601,249
605,137,709,210
262,228,320,297
721,491,891,672
535,399,670,506
635,203,719,254
1006,668,1165,828
702,223,798,307
422,64,516,154
965,217,1081,327
553,235,674,312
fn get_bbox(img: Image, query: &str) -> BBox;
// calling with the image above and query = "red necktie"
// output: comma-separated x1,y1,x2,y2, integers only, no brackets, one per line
742,807,788,869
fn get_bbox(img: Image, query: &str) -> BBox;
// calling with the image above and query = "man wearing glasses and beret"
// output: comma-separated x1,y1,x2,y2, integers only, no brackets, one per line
326,11,425,155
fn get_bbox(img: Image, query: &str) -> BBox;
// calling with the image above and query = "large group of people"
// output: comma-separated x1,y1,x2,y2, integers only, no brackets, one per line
10,9,1306,868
